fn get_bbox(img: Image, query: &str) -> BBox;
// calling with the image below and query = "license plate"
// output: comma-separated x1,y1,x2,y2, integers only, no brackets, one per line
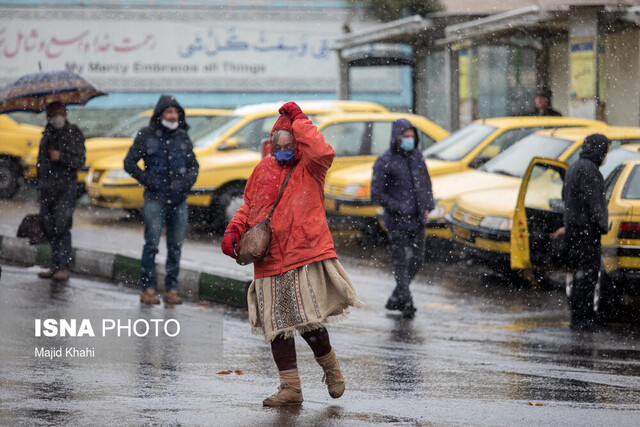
87,186,100,198
453,225,472,242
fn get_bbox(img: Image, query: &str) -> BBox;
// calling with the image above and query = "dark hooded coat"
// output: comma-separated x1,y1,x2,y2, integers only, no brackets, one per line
562,133,610,271
37,121,85,191
370,118,434,231
562,133,609,234
124,95,199,205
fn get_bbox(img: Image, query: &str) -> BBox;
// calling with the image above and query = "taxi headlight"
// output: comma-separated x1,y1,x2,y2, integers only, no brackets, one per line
427,204,446,220
342,184,369,197
479,216,512,231
107,169,132,180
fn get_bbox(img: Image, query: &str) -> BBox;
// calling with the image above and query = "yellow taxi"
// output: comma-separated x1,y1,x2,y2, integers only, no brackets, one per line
0,114,43,198
511,151,640,321
324,116,606,237
85,100,391,229
444,127,640,271
23,108,232,190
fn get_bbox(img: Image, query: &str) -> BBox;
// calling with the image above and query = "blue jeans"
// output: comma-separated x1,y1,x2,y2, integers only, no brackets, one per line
140,198,188,291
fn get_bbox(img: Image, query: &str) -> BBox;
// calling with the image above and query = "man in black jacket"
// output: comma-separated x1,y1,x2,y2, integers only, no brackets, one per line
532,87,562,116
371,118,434,318
551,133,610,328
36,102,85,282
124,95,199,305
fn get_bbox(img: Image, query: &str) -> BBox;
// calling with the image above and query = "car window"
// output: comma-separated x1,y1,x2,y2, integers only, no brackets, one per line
230,116,277,151
622,165,640,199
524,164,565,211
481,134,573,177
477,127,543,160
370,121,391,155
193,116,244,149
566,138,640,171
423,124,496,161
321,121,367,156
604,165,625,201
187,116,235,142
600,147,640,179
369,121,436,155
105,115,150,138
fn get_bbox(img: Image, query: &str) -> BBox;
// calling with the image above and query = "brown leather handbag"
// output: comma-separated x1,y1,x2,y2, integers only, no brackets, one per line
236,163,296,265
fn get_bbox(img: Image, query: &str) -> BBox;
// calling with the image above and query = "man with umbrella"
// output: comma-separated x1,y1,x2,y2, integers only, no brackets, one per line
36,101,86,281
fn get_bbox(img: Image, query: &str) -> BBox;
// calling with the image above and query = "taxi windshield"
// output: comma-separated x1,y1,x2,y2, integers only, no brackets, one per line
423,124,496,161
481,134,573,178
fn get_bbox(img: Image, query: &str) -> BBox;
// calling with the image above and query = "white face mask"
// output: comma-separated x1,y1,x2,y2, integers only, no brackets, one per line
49,115,65,129
161,119,179,130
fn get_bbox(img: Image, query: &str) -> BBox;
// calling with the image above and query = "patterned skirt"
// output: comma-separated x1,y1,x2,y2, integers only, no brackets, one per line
247,258,360,343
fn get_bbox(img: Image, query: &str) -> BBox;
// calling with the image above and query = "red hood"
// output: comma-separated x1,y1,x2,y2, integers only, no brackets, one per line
269,114,302,161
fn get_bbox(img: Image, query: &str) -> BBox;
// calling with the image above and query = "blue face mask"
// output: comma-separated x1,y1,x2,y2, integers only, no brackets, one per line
274,149,295,164
400,137,415,151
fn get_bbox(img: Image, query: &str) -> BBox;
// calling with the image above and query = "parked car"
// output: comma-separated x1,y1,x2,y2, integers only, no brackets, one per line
0,114,43,198
23,108,232,192
511,150,640,322
444,127,640,273
84,100,392,230
324,116,606,238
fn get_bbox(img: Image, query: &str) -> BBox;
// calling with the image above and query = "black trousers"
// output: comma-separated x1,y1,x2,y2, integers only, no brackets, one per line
388,226,426,306
566,226,601,322
39,185,76,270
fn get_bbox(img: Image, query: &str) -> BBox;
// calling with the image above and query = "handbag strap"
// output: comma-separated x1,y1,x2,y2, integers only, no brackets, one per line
266,162,297,221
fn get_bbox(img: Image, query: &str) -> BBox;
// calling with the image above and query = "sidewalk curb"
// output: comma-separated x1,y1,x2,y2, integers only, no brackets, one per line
0,235,250,309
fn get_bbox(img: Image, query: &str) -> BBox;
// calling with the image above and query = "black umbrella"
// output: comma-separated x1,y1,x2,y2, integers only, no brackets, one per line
0,70,106,114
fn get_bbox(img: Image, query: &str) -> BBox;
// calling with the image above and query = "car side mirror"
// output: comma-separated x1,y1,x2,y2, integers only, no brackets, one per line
469,155,490,169
219,137,240,151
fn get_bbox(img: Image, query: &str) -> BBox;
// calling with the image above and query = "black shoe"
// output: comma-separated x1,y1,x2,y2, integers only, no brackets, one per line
401,304,417,318
385,296,403,311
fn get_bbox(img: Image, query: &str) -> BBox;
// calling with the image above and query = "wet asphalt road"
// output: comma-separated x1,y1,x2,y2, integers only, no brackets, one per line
2,188,640,425
2,250,640,425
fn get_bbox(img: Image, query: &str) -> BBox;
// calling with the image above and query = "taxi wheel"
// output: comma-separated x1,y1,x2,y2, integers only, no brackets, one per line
593,269,621,323
0,157,21,199
211,183,245,233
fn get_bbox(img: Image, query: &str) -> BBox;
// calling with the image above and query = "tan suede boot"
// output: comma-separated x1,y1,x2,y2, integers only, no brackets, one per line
262,368,303,407
140,289,160,304
163,290,183,305
316,349,345,399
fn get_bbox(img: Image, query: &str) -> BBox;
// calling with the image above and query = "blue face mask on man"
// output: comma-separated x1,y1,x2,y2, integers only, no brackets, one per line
274,149,295,164
400,137,415,151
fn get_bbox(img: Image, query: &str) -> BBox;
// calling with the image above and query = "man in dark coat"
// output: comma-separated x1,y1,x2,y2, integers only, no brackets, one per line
124,95,199,305
371,118,434,318
532,87,562,116
36,102,85,282
551,133,610,329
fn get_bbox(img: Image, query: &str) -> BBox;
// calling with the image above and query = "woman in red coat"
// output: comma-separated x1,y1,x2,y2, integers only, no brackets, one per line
222,102,359,406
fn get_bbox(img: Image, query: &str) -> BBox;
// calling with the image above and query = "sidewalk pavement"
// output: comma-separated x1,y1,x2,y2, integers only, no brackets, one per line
0,195,254,308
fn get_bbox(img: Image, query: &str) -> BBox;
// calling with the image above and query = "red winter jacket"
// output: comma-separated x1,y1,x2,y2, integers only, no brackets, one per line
227,115,337,278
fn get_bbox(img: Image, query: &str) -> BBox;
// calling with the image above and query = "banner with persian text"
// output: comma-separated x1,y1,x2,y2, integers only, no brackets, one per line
0,7,363,93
